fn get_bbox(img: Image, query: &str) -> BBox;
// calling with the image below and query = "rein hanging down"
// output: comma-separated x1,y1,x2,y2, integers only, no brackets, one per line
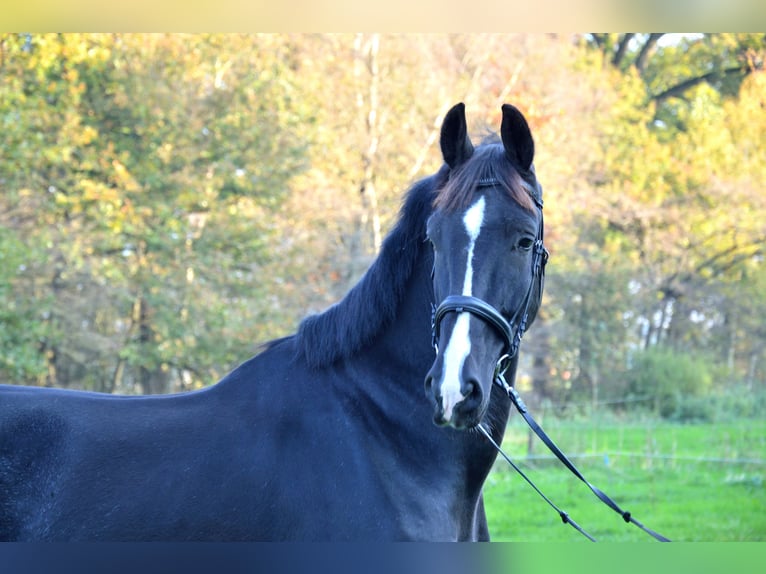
482,375,671,543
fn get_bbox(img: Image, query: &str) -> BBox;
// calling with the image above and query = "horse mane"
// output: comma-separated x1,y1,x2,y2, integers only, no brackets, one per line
294,166,449,369
287,137,534,369
434,138,537,213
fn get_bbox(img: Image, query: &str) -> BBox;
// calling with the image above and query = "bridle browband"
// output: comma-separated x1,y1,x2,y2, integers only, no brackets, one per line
428,176,670,542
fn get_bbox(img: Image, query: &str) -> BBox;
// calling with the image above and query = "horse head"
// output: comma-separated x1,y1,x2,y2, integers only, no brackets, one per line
424,103,547,430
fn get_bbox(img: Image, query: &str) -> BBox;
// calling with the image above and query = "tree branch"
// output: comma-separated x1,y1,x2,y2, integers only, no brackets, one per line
694,241,764,278
652,64,750,103
589,33,607,50
612,33,635,68
635,33,664,74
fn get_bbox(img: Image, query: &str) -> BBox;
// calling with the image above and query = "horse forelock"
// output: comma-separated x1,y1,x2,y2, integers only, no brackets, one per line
434,143,536,213
294,168,447,369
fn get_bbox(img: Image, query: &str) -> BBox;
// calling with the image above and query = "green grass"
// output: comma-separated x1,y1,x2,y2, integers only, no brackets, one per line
483,416,766,541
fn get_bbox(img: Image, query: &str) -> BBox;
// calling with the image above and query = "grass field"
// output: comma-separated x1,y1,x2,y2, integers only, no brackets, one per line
483,415,766,541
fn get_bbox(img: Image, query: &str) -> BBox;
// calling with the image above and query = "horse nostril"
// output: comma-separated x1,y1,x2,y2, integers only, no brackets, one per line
433,410,449,427
462,379,483,406
424,374,434,396
424,365,442,397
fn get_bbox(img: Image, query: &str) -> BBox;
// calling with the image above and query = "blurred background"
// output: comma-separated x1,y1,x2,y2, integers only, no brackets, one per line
1,33,764,539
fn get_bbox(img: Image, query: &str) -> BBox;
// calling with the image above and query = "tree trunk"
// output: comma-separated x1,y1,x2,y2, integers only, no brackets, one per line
112,292,143,393
529,309,553,399
612,33,635,68
635,33,663,74
747,351,760,389
136,296,169,395
355,33,382,256
576,292,593,395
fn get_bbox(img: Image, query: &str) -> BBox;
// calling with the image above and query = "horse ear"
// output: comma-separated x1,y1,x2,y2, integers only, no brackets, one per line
500,104,534,171
440,102,474,169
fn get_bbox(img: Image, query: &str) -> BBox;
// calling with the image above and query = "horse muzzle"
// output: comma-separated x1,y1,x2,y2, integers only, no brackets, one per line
424,326,494,430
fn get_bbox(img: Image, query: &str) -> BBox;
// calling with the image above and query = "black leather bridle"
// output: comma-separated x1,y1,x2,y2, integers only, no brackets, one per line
430,176,548,384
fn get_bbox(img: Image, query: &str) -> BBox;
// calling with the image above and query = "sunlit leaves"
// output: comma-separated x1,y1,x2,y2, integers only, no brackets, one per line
0,33,310,391
1,33,764,397
564,34,766,395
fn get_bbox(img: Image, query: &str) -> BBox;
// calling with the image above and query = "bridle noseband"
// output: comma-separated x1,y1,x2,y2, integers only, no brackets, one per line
430,176,548,381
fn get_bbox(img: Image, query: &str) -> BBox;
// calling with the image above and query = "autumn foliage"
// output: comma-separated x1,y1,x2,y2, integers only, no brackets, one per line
1,34,764,408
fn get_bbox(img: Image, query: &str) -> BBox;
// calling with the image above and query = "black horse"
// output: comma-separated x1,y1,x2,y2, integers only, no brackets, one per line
0,103,546,541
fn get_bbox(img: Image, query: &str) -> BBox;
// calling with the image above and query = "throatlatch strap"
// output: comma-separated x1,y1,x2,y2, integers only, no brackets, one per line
495,376,671,542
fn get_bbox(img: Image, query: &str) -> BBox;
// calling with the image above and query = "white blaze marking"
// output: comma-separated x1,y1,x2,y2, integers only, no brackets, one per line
440,196,485,421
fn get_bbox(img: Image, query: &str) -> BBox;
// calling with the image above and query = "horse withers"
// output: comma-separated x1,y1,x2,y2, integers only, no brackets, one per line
0,102,546,541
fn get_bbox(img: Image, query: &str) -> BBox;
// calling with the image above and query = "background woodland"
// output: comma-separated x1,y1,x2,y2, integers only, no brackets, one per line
1,33,765,420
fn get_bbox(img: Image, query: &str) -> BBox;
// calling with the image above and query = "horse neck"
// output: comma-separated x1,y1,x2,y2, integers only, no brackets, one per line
347,242,511,512
363,244,436,377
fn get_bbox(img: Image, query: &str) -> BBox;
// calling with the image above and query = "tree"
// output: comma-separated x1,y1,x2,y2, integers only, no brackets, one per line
3,33,764,402
0,34,310,391
564,34,766,396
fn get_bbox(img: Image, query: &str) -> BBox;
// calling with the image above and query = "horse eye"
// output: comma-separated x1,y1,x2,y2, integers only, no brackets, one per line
518,237,534,251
